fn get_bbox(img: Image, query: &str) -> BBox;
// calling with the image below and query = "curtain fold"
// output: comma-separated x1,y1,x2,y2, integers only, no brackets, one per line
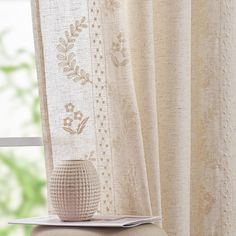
31,0,236,235
154,1,191,235
125,0,162,217
191,0,236,235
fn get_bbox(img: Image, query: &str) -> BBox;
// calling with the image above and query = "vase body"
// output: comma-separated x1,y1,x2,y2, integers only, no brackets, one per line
49,160,100,221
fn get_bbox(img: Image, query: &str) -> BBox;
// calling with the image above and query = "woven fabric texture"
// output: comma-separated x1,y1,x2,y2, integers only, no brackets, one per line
31,0,236,235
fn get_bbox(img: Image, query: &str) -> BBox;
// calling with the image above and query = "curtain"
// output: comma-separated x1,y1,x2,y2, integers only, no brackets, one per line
31,0,236,235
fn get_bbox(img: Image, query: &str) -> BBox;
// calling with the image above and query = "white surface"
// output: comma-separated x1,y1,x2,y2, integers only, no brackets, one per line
9,215,161,228
0,0,34,53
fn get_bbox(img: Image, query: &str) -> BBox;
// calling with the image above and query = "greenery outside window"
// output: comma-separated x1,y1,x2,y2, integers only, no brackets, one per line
0,1,47,236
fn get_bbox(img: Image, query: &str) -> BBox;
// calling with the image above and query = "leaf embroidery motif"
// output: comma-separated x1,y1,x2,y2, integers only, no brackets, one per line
112,98,138,151
84,151,95,161
110,32,129,67
63,127,76,135
77,116,89,134
57,17,92,85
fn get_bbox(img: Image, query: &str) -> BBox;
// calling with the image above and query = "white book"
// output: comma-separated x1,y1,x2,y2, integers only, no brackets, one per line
9,215,161,228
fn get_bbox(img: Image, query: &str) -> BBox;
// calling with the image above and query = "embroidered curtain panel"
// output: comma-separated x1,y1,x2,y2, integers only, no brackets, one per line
31,0,236,235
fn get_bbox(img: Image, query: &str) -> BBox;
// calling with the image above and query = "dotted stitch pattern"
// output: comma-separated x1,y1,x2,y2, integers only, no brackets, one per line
88,0,114,214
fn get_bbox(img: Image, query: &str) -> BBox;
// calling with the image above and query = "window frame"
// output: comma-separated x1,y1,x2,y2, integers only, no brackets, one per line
0,137,42,147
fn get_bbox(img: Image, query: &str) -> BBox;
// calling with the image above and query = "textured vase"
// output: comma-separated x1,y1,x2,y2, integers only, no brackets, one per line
49,160,100,221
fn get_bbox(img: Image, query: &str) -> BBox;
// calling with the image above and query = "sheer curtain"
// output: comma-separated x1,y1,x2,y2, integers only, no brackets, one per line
31,0,236,235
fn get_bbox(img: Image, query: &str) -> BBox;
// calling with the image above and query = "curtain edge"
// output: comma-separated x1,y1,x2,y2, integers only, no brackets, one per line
30,0,54,213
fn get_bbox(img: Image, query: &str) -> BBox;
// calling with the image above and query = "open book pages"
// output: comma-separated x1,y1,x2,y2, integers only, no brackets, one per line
9,215,161,228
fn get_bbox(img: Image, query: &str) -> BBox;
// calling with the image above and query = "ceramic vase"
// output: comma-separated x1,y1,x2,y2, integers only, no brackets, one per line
49,160,100,221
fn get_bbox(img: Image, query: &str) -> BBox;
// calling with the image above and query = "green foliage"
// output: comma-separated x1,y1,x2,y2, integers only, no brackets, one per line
0,153,46,236
0,31,46,236
0,32,40,129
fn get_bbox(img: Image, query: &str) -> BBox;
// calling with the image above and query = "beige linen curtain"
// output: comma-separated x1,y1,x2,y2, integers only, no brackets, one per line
31,0,236,235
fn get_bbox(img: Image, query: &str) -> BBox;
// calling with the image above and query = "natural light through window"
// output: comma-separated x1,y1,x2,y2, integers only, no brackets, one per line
0,1,46,236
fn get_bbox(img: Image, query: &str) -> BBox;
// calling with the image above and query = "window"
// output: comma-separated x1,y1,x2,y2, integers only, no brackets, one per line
0,1,47,235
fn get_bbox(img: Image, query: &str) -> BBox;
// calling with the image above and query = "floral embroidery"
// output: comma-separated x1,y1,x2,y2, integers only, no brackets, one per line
199,185,216,215
62,103,89,135
57,17,92,85
110,33,129,67
74,111,83,120
64,102,75,112
63,117,73,127
103,0,120,14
